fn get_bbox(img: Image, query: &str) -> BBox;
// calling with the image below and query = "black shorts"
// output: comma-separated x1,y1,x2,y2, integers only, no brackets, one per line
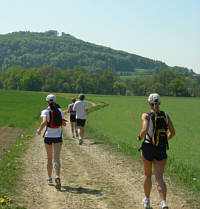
142,142,167,161
70,114,76,123
76,119,86,127
44,137,63,145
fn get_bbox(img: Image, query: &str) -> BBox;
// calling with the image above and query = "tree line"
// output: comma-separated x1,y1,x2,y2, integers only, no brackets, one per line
0,66,200,97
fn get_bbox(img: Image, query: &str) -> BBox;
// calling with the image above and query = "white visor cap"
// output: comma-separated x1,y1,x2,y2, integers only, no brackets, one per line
46,94,56,102
148,93,161,104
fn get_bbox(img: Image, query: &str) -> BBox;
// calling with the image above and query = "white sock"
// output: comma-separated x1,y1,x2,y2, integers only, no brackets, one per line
161,200,167,206
55,175,60,179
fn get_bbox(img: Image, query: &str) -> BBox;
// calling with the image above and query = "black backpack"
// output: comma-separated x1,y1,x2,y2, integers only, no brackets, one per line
47,104,62,128
146,111,169,149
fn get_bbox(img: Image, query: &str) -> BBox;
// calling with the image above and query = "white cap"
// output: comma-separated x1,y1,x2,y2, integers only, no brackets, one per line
148,93,160,104
46,94,56,102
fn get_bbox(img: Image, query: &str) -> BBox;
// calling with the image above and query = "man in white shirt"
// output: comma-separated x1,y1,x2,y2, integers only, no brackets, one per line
73,94,88,145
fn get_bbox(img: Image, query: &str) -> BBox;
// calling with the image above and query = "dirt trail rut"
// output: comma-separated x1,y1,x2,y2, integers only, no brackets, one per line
21,114,191,209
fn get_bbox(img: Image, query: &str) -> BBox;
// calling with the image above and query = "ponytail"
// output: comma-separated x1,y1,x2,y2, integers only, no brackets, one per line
152,103,160,113
49,102,60,110
49,102,56,110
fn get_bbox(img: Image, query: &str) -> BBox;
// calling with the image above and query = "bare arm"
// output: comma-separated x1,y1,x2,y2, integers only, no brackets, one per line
85,102,88,112
67,105,70,113
167,115,175,140
37,116,47,135
73,103,76,111
138,113,149,140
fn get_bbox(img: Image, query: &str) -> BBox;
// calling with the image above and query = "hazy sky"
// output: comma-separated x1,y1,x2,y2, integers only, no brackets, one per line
1,0,200,73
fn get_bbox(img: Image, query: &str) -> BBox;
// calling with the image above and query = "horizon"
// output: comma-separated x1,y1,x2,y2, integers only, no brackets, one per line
1,0,199,73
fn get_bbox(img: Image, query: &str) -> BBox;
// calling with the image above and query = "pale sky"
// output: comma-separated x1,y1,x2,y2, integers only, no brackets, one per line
1,0,200,73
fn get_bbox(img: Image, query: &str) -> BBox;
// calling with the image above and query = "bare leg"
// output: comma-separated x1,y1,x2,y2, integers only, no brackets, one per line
71,122,75,135
154,159,167,201
75,123,78,136
77,126,83,139
79,126,84,139
45,144,53,177
142,154,152,198
53,142,62,176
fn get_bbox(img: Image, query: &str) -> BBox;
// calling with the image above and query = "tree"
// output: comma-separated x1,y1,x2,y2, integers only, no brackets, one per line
20,68,42,91
157,70,177,96
129,77,146,96
113,81,127,95
99,70,115,94
3,66,25,89
169,78,188,96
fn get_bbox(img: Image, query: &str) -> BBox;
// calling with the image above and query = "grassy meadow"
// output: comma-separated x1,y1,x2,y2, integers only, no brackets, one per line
85,95,200,194
0,91,69,128
0,91,70,208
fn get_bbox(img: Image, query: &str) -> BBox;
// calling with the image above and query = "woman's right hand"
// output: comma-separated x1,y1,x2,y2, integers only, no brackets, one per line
37,129,41,135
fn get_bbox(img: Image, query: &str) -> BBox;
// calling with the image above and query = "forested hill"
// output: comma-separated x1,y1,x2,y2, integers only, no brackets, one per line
0,30,189,74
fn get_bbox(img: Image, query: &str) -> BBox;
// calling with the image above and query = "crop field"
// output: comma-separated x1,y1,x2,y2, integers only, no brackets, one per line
86,95,200,193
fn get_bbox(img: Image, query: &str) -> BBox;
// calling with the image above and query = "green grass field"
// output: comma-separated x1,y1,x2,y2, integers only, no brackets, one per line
0,91,200,207
85,95,200,193
0,91,69,128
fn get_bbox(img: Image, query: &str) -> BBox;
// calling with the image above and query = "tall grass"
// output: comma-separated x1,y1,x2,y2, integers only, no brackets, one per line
85,95,200,194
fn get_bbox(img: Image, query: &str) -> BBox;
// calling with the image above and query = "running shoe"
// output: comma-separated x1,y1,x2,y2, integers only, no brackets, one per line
55,177,61,190
142,197,150,209
160,200,168,209
79,139,83,145
46,177,53,185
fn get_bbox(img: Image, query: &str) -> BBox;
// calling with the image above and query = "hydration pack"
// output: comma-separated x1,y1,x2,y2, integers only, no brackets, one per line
146,111,169,149
47,105,62,128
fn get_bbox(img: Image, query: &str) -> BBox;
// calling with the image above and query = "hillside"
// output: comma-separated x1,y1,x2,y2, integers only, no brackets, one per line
0,30,189,74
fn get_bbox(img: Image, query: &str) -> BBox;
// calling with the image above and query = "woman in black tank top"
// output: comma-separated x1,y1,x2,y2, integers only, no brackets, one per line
137,93,175,209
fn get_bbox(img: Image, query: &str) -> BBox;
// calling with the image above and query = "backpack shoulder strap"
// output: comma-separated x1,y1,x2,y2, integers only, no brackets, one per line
147,111,155,123
147,111,154,117
163,111,168,124
143,112,154,143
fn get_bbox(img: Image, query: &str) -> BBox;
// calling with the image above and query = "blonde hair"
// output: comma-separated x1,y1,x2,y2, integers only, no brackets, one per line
151,102,160,113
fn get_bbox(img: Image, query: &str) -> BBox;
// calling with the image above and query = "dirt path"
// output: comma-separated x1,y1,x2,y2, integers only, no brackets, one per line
20,113,191,209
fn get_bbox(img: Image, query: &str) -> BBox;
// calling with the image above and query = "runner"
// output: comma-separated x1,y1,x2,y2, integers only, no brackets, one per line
137,93,175,209
67,98,78,139
37,94,66,190
73,94,88,145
